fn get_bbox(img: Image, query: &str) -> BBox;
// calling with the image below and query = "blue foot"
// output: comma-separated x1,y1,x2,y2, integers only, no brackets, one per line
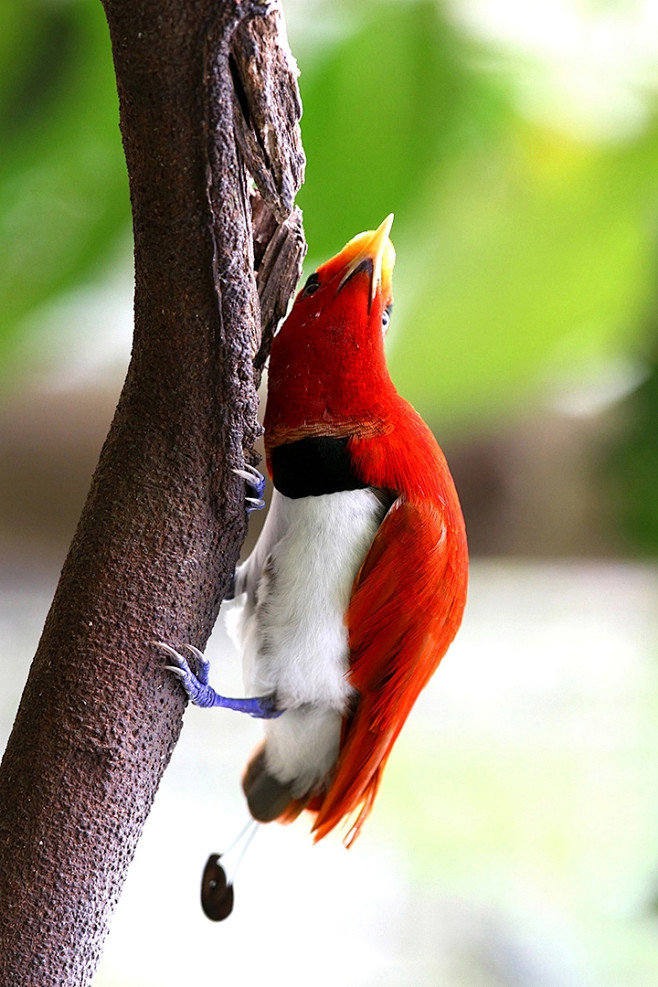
233,464,266,513
155,643,282,719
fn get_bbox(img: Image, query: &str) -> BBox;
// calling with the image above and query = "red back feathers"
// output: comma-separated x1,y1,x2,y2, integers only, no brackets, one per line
263,216,468,843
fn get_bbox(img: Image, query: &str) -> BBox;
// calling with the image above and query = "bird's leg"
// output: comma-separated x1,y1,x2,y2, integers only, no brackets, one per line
233,464,266,513
156,643,282,719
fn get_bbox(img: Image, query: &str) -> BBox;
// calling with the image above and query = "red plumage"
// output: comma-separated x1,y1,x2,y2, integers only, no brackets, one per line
314,429,467,843
258,217,468,843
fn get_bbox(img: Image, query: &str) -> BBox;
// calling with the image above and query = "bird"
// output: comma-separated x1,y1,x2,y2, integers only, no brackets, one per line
161,214,468,850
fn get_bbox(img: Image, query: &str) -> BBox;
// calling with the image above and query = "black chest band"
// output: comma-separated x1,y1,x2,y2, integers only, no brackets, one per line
270,436,368,498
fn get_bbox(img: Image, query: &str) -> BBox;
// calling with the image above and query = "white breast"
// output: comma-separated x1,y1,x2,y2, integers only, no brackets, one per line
227,487,386,794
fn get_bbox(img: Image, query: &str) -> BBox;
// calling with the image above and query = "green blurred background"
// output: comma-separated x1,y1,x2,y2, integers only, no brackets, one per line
2,1,658,984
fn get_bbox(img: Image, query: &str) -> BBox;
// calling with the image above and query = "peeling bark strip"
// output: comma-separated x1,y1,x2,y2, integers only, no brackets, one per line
253,198,306,379
202,0,306,468
229,11,305,222
0,1,305,984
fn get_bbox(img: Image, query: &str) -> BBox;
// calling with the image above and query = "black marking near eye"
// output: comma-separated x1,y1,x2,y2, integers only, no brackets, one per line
301,272,321,297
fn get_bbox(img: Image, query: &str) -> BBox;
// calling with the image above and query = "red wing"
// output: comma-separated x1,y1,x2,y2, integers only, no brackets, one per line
311,496,468,844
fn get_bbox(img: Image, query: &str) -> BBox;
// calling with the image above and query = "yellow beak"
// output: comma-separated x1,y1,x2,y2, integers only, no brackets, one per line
337,213,394,302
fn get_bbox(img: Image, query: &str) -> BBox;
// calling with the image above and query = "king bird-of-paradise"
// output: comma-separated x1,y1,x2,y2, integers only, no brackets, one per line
159,215,468,910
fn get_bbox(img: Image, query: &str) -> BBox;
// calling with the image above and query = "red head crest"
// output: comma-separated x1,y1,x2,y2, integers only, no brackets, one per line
265,215,397,451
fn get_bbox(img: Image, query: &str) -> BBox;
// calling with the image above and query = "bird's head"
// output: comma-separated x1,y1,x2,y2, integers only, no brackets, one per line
265,215,398,447
288,213,395,340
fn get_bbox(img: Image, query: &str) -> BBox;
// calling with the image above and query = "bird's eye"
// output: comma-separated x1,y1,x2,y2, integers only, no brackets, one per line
301,272,320,297
382,303,393,333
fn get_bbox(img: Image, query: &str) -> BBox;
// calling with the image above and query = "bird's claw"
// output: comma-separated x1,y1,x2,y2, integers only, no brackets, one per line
155,642,213,704
165,664,186,680
154,642,283,719
232,465,266,513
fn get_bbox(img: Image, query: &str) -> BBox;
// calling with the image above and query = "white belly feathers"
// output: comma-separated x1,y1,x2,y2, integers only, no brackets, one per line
227,487,386,795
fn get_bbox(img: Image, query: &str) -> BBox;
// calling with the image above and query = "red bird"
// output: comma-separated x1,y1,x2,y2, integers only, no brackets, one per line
164,215,468,847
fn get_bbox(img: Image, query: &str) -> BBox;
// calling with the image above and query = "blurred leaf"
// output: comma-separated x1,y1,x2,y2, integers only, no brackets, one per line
606,322,658,552
388,123,658,429
293,0,658,431
0,0,128,374
296,0,509,256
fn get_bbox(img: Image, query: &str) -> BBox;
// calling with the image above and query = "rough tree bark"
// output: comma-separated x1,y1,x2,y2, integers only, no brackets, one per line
0,1,305,983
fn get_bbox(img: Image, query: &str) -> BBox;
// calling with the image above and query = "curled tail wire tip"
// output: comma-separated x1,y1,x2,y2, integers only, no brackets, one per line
200,821,259,921
201,855,234,921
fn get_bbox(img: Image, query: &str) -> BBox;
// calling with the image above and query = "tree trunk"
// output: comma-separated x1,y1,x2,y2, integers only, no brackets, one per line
0,1,305,983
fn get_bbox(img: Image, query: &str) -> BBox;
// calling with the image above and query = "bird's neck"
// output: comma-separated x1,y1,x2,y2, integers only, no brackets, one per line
264,334,397,450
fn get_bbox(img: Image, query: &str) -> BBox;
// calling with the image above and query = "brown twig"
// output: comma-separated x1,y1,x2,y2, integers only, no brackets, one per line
0,1,305,983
